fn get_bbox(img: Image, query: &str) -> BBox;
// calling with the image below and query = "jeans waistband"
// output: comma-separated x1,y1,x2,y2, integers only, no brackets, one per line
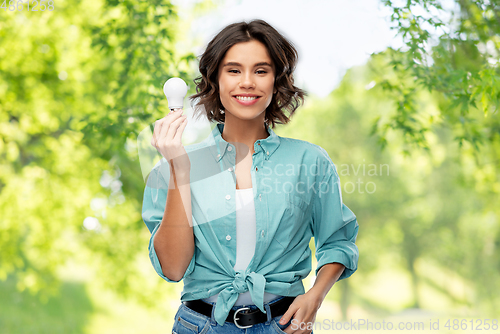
201,295,288,311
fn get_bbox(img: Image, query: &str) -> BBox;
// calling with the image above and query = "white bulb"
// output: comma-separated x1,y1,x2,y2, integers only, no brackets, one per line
163,77,188,110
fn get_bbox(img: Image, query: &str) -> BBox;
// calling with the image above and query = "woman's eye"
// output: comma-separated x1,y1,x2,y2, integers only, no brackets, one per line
228,70,267,74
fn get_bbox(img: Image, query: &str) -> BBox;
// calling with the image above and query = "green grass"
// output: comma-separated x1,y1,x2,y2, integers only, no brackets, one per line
0,276,93,334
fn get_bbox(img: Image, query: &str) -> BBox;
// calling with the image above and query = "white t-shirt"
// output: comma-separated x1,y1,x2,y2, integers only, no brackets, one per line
202,187,280,306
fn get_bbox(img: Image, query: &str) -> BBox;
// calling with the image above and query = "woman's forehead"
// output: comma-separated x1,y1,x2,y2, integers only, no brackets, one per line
222,40,273,65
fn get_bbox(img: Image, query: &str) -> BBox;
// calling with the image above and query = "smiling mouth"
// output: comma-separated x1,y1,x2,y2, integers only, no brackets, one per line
233,95,261,101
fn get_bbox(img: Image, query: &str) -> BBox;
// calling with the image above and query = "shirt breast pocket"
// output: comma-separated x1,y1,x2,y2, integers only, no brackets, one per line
274,192,309,247
286,192,310,230
286,192,309,212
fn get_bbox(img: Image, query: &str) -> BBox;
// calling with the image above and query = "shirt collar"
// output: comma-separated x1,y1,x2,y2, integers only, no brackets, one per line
208,123,281,162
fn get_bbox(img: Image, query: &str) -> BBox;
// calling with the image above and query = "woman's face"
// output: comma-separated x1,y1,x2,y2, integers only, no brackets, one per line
218,40,276,122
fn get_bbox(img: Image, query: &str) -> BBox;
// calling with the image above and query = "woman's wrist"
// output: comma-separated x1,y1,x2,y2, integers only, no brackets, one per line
169,164,190,186
306,285,327,308
307,263,346,307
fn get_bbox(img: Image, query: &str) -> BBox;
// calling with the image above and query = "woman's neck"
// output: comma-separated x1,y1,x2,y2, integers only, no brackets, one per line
221,114,269,150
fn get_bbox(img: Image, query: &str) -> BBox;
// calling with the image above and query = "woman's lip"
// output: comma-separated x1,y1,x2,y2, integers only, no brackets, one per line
233,96,261,106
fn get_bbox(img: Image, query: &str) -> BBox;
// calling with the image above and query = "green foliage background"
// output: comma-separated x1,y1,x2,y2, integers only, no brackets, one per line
0,0,498,332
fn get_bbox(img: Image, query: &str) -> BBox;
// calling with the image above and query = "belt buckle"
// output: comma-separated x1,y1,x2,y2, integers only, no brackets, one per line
233,307,252,329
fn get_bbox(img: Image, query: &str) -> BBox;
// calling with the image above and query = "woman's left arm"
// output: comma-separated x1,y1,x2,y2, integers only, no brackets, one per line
278,262,345,333
278,158,359,333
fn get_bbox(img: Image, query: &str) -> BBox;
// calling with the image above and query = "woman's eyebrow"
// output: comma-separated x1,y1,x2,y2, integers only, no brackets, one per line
223,61,273,68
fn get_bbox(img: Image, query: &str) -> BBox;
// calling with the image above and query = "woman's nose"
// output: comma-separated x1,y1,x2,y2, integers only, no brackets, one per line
239,72,255,88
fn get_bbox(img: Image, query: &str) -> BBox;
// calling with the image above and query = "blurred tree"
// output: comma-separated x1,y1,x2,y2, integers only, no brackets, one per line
0,0,200,305
373,0,499,158
370,3,500,299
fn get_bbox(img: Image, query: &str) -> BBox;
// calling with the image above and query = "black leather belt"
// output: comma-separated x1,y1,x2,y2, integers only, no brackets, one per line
183,296,296,328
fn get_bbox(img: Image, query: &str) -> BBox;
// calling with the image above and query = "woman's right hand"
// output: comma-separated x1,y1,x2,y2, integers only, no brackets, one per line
151,108,191,174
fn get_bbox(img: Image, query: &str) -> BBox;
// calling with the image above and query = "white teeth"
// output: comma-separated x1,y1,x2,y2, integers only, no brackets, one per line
235,96,258,101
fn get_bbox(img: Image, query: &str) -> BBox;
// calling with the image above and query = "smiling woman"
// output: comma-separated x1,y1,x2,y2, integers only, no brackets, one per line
142,19,359,334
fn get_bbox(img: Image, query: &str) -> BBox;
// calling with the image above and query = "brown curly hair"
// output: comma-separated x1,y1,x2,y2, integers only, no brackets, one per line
189,19,307,129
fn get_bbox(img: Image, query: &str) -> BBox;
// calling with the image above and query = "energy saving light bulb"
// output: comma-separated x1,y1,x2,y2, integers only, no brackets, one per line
163,77,188,110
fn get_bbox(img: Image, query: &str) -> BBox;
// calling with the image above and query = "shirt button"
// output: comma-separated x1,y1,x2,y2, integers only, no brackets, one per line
226,235,231,241
258,143,261,145
225,194,231,200
266,151,269,155
255,167,258,171
216,154,220,159
259,194,262,201
227,146,232,152
261,230,265,237
228,167,233,172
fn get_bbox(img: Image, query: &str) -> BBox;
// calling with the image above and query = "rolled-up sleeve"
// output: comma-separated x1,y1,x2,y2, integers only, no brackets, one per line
142,164,195,283
312,163,359,281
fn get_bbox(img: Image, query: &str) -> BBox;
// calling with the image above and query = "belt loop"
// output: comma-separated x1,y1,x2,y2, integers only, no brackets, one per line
210,301,217,327
264,301,272,324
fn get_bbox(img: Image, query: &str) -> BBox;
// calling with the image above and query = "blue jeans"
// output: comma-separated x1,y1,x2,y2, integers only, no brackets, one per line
172,296,311,334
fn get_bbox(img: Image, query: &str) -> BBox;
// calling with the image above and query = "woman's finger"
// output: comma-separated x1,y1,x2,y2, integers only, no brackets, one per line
173,117,188,142
165,115,186,143
152,109,179,146
158,110,182,146
151,120,161,147
152,116,169,146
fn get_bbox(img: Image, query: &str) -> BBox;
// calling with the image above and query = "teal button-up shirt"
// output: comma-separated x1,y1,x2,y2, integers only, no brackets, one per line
142,123,359,326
